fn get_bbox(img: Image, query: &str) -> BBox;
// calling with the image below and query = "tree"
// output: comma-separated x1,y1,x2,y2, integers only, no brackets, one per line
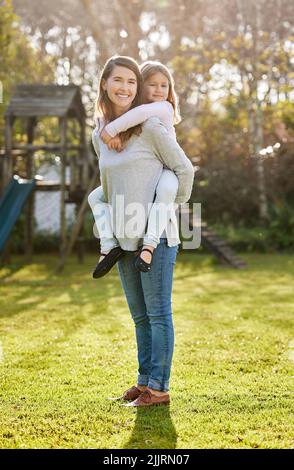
169,0,294,222
0,0,54,147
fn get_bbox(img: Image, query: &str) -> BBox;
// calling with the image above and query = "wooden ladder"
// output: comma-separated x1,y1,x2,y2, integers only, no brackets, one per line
180,206,247,269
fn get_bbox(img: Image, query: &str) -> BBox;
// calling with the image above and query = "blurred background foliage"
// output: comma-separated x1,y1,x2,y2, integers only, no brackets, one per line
1,0,294,251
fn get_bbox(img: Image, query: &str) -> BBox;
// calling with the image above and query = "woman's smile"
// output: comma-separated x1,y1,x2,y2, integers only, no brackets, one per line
116,93,131,99
102,65,138,115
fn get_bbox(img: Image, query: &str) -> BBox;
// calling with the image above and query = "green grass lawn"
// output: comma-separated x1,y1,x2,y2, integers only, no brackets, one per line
0,252,293,449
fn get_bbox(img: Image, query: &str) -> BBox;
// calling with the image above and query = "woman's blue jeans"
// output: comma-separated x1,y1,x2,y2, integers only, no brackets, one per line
116,237,179,392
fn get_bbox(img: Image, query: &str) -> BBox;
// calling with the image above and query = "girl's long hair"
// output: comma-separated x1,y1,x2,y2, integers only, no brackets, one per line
95,55,143,144
140,61,181,125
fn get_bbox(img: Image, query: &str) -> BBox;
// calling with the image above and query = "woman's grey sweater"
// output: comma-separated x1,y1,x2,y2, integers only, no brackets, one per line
92,117,194,251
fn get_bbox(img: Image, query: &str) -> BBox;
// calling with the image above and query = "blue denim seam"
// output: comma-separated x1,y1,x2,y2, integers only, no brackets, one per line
148,377,169,392
149,240,169,391
161,241,170,390
158,243,166,390
138,315,152,379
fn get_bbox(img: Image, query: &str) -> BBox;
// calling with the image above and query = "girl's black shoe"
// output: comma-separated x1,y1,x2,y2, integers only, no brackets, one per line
134,246,154,272
92,246,125,278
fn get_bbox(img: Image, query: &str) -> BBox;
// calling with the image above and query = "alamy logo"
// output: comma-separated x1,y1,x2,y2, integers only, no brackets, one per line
91,196,201,250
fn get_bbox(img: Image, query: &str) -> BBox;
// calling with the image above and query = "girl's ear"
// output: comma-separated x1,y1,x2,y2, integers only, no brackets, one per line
101,78,107,91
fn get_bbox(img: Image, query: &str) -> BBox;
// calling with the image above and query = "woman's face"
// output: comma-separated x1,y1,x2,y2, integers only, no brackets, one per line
102,65,138,116
142,72,169,103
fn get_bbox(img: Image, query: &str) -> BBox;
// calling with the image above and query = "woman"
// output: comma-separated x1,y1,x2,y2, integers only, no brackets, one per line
92,55,194,407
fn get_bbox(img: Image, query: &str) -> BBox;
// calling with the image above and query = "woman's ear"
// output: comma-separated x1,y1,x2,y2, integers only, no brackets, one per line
101,79,107,91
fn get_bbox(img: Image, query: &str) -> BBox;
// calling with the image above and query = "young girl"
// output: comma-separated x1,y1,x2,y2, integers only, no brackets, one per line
89,61,184,277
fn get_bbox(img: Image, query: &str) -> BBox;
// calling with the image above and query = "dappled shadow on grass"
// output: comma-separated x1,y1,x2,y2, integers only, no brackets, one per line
122,406,177,449
182,392,293,411
178,251,294,275
174,252,241,282
0,255,123,320
0,261,25,281
0,256,128,358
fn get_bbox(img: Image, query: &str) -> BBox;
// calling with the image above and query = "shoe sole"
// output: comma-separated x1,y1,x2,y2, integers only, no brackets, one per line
106,395,140,401
121,401,170,407
93,250,125,278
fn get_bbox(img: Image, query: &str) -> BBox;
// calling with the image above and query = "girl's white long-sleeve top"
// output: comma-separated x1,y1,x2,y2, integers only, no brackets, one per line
92,117,194,251
104,101,177,141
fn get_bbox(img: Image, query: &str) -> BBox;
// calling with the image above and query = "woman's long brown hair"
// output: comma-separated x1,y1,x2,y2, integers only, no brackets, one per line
95,55,143,145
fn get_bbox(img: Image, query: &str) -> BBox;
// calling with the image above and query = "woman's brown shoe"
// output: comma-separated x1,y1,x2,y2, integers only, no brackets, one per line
107,385,142,402
122,386,142,401
121,389,170,407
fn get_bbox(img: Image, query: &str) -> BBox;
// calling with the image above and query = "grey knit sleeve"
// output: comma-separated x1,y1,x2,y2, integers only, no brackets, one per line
143,117,195,204
92,128,100,159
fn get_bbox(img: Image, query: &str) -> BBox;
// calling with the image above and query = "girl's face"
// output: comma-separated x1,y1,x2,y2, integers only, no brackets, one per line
142,72,169,103
102,65,138,116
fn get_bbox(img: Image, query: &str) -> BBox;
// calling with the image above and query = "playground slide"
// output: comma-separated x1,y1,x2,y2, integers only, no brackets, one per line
0,175,36,252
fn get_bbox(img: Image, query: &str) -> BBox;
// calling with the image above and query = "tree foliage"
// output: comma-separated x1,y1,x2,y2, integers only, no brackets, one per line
2,0,294,228
0,0,55,146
